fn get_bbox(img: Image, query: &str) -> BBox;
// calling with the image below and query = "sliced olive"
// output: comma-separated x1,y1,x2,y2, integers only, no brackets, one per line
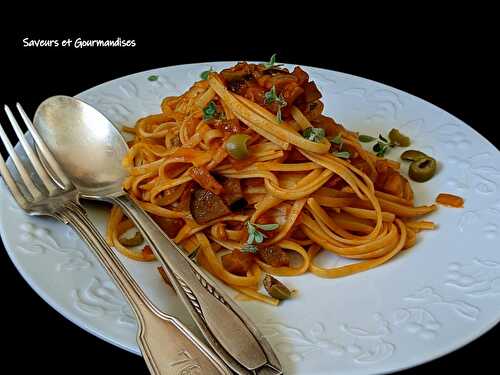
400,149,429,162
119,231,144,246
263,275,294,300
409,157,437,182
225,133,251,160
389,128,411,147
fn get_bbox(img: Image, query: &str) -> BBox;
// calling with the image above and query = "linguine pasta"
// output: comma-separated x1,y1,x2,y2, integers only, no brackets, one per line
107,61,438,305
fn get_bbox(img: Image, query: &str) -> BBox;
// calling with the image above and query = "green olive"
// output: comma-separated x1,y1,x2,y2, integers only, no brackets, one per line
389,128,411,147
400,149,429,162
409,157,437,182
225,133,251,160
263,275,294,300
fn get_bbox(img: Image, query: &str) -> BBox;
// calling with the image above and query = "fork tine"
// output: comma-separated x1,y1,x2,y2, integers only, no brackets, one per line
0,119,42,201
16,103,72,190
4,105,58,196
0,153,29,209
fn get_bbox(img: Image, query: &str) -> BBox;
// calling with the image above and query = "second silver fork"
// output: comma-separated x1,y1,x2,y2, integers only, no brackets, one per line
0,103,231,375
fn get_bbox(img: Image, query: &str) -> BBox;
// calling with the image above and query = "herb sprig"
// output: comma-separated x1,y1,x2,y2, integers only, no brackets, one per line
332,151,351,159
358,133,394,157
358,134,377,143
329,134,343,145
262,53,283,70
302,127,326,143
358,129,411,157
264,85,287,122
328,133,351,159
203,101,218,121
373,134,394,157
241,221,279,253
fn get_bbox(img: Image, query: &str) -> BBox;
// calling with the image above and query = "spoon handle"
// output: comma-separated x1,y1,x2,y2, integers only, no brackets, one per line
57,202,230,375
113,194,282,375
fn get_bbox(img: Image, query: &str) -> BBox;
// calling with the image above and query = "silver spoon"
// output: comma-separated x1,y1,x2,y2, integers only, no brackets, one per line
6,103,229,375
33,95,282,375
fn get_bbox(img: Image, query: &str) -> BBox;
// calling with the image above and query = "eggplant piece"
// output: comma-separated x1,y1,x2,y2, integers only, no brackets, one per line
221,178,248,211
222,250,255,276
221,62,253,82
257,245,290,267
190,188,231,225
152,215,184,238
292,66,309,86
303,81,322,103
227,79,246,94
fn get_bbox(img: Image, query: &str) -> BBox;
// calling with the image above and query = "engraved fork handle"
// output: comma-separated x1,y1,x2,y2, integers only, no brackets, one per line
56,202,231,375
113,194,282,375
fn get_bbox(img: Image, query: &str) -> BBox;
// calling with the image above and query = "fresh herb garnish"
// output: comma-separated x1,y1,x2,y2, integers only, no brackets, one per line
358,133,395,157
372,140,393,157
262,53,283,70
263,85,279,104
379,134,389,143
302,127,326,143
328,133,350,158
241,244,258,254
148,75,159,81
332,151,351,159
329,134,343,145
254,223,280,231
264,85,287,123
203,101,218,121
200,67,214,80
358,134,377,143
241,221,279,253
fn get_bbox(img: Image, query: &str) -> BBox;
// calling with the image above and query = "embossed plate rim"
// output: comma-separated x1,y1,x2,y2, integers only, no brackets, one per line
1,61,499,375
1,224,137,354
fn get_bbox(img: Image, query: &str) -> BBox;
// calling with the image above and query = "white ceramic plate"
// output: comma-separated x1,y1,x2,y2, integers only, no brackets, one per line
1,62,500,375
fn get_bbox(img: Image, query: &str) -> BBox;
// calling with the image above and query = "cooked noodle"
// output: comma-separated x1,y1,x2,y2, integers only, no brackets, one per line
107,61,437,305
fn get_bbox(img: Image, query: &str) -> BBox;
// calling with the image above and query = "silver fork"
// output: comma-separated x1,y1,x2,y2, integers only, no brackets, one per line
0,103,232,375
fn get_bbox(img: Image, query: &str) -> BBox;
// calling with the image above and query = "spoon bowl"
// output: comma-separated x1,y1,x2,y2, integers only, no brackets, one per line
33,95,128,198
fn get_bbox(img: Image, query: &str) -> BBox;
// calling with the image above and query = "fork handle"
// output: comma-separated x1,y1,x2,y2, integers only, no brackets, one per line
57,203,230,375
113,194,282,375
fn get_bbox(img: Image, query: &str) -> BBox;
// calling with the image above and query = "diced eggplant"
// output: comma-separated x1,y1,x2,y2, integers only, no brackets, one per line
257,245,290,267
152,215,184,238
303,81,322,103
221,63,254,82
190,188,231,225
292,66,309,86
221,70,252,82
282,83,304,106
222,250,255,276
219,178,247,210
227,79,246,93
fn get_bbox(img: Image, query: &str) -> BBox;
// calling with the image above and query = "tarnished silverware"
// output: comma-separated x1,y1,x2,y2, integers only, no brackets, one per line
33,95,282,374
0,103,231,375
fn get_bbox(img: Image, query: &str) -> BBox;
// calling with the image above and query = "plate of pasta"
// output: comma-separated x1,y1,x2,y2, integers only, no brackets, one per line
1,58,500,375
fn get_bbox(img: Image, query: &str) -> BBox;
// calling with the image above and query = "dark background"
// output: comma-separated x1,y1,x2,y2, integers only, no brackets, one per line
0,26,497,374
